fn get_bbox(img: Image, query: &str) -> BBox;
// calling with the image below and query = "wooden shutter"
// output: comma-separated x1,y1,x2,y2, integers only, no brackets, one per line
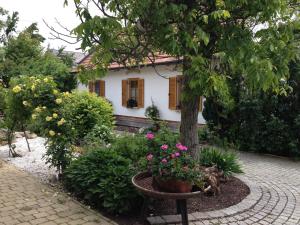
169,77,177,110
88,81,94,93
199,96,203,112
137,79,144,108
99,80,105,97
122,80,128,107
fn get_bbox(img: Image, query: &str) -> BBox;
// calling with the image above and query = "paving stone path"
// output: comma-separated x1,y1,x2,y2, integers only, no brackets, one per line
148,152,300,225
0,161,117,225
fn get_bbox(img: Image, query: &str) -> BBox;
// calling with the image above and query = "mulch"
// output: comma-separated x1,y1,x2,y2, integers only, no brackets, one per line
107,176,250,225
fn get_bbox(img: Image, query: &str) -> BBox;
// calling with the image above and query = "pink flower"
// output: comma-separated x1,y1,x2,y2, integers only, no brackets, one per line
171,153,176,159
176,143,188,151
161,158,168,164
160,144,168,150
146,132,154,140
147,154,153,161
175,152,180,157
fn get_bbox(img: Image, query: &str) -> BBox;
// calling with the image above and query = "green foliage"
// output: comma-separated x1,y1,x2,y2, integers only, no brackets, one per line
83,124,114,146
197,147,243,177
110,134,148,163
60,91,114,143
64,147,140,214
203,56,300,158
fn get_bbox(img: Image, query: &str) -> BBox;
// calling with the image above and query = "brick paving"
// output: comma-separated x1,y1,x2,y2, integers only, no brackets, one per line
0,162,117,225
148,152,300,225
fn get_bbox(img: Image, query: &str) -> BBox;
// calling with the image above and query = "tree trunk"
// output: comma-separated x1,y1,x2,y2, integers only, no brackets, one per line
180,57,200,156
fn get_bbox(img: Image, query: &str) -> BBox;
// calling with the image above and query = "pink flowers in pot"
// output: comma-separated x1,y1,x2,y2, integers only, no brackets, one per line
146,132,155,140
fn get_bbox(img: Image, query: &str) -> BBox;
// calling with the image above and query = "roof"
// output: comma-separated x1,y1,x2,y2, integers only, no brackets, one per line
77,53,180,71
49,49,87,65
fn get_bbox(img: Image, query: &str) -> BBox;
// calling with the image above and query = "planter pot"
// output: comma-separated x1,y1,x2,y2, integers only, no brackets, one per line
153,176,192,193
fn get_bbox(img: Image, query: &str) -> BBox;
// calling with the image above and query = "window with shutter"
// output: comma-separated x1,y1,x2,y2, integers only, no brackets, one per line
88,80,105,97
169,77,177,110
122,80,128,106
137,79,144,108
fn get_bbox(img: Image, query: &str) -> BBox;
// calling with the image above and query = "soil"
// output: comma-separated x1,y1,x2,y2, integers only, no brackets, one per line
106,176,250,225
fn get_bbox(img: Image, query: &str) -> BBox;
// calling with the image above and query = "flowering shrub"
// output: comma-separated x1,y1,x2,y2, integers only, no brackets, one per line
145,131,201,183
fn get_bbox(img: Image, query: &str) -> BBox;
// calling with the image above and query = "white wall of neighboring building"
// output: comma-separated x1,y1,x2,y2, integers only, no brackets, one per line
78,64,206,124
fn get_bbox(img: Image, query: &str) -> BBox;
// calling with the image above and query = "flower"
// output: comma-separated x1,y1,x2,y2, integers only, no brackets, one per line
31,114,37,120
12,85,21,93
53,89,58,95
146,132,154,140
42,106,47,109
176,143,188,151
31,85,36,91
57,118,66,126
43,78,49,82
63,91,70,97
146,154,153,161
46,116,52,122
35,107,42,113
22,101,29,106
52,113,58,118
49,130,55,136
55,98,62,104
171,153,176,159
160,144,168,150
161,158,168,164
175,152,180,157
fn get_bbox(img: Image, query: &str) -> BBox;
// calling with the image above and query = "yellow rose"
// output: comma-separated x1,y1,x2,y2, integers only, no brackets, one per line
31,85,36,91
12,85,22,93
55,98,62,104
42,106,47,109
22,101,28,106
57,118,66,126
44,78,49,82
46,116,52,122
35,107,42,113
49,130,55,136
31,114,37,120
52,113,58,118
53,90,58,95
63,92,70,97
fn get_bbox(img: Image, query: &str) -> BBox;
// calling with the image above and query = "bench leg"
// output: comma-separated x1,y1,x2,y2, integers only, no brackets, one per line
176,199,188,225
140,197,150,222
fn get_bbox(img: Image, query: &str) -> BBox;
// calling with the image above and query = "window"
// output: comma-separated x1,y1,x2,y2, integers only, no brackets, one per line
122,78,144,108
169,76,203,111
88,80,105,97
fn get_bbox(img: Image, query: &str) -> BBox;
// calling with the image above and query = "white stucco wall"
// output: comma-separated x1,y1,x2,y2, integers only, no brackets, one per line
78,64,206,124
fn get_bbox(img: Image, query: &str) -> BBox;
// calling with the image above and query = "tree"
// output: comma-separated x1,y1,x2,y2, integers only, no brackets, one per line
67,0,299,154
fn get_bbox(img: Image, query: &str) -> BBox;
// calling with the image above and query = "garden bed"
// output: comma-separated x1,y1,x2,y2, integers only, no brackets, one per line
107,176,250,225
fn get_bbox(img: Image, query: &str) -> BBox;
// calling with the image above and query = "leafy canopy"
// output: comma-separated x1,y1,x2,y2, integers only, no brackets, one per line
68,0,298,98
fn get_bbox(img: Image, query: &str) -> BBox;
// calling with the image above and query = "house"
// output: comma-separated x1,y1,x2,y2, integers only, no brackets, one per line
77,54,205,130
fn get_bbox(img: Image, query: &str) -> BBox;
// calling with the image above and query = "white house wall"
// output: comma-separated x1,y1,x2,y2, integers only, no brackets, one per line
77,64,206,124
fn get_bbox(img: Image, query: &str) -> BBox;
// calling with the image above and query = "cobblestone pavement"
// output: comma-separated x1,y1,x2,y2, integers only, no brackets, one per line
148,152,300,225
0,161,117,225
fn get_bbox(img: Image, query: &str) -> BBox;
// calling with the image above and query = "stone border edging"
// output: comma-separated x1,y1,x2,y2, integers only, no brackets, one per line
147,176,260,224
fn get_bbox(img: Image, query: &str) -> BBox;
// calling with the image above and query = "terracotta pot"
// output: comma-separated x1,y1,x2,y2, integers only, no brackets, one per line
153,176,192,193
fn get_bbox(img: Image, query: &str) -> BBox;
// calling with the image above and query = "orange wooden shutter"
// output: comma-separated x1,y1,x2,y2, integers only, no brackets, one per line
122,80,128,106
88,81,94,93
169,77,177,110
199,96,203,112
99,80,105,97
138,79,144,108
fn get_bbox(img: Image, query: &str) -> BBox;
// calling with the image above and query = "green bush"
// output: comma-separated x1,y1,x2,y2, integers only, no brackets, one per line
64,147,140,214
60,91,114,144
197,147,243,177
111,134,148,163
83,124,114,146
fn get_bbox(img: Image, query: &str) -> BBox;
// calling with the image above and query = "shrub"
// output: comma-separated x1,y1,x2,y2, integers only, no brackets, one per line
64,147,140,214
44,91,114,172
111,134,148,163
83,124,114,146
60,91,114,143
197,147,243,177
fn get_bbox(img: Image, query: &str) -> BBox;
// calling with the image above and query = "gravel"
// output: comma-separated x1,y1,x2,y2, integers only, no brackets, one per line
0,136,58,183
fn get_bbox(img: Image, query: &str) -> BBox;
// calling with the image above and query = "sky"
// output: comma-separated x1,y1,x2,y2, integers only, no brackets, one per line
0,0,82,52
